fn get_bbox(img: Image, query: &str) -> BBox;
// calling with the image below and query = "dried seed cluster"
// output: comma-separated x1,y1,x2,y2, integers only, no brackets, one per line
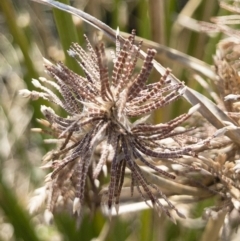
200,1,240,224
21,31,200,220
214,38,240,114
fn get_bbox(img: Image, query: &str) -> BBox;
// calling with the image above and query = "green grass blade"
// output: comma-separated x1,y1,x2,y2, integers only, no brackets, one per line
0,0,38,78
0,179,41,241
52,0,81,74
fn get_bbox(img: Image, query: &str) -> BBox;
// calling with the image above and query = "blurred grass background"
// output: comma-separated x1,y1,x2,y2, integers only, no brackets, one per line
0,0,229,240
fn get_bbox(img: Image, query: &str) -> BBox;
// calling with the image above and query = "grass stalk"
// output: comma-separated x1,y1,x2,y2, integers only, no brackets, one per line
52,0,81,74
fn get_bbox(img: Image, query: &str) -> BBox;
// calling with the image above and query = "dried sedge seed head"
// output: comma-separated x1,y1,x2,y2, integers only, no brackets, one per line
198,1,240,220
214,38,240,113
25,31,201,221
